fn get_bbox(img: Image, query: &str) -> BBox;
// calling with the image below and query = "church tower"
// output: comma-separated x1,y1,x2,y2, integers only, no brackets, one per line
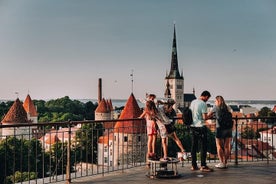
1,98,31,140
165,25,184,109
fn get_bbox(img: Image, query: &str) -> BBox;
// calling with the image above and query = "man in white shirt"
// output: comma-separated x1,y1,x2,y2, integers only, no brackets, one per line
190,90,213,172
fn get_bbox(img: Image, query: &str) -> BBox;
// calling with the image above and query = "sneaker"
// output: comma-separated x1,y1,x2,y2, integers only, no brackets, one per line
148,153,160,161
191,165,199,171
182,152,187,160
200,166,214,172
215,163,226,169
147,153,155,159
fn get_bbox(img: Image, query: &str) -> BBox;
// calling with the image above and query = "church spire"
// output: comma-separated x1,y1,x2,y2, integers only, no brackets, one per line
166,24,183,79
164,24,184,109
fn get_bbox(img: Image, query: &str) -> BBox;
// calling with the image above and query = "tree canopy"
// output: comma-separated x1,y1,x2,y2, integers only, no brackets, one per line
0,96,97,123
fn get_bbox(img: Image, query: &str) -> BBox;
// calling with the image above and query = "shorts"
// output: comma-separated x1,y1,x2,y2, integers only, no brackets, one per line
146,119,157,135
216,127,232,138
155,119,168,138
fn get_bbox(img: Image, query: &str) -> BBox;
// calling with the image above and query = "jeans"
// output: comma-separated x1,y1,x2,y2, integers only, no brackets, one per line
191,126,207,167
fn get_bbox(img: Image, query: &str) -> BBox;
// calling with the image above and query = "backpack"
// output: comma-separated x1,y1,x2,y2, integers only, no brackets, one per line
182,107,193,126
217,108,233,129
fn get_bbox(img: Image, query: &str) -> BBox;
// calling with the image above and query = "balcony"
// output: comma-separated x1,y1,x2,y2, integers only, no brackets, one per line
0,116,275,184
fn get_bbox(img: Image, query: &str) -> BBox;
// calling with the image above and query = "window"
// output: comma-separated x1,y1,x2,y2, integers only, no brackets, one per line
124,136,128,142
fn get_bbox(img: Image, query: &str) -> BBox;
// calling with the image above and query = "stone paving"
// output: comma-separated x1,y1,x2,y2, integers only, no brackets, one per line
54,161,276,184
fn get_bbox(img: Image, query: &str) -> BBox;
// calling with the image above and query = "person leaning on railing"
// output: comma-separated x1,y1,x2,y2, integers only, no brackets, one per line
139,94,158,165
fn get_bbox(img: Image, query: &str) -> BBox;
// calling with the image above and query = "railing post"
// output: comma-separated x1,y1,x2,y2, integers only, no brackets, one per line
66,121,72,184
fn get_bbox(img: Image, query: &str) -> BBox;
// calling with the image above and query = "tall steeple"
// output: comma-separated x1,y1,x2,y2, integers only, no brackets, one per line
165,24,184,109
166,24,183,80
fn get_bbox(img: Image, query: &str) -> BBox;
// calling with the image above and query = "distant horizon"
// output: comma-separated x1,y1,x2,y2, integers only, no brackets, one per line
1,97,275,111
1,97,276,103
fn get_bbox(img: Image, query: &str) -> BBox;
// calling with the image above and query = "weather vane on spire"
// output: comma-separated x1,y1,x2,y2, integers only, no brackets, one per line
130,69,134,93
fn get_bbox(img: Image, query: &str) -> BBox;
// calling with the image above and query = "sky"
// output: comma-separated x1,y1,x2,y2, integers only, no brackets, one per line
0,0,275,101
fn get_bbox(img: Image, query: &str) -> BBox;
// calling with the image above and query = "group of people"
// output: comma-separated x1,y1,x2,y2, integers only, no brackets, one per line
139,94,186,163
140,90,232,172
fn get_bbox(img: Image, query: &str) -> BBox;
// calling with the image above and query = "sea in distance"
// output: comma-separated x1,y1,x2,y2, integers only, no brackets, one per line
1,99,275,111
84,99,276,111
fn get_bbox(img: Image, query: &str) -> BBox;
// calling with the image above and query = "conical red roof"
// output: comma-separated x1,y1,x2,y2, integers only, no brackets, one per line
23,94,38,117
95,98,110,113
107,99,114,111
1,98,29,124
114,93,145,134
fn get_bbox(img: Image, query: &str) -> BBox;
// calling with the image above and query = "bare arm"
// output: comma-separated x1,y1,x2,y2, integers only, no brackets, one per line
139,111,146,118
203,112,214,120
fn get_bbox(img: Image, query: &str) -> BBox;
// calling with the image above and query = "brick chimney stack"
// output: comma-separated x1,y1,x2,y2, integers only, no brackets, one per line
98,78,102,104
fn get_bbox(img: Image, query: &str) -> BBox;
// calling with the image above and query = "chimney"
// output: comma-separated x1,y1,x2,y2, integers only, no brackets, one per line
98,78,102,104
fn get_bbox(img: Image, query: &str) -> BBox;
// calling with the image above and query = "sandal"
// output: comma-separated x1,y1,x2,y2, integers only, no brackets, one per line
191,165,199,171
200,166,214,172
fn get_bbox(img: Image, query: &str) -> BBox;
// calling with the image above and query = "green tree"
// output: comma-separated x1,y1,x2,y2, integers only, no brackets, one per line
0,101,13,120
167,124,191,157
258,107,272,117
6,171,37,183
258,107,276,125
0,137,44,183
37,96,96,122
75,122,103,164
45,96,84,114
33,99,48,114
1,97,97,123
166,124,217,157
84,101,97,120
49,142,75,176
241,126,258,139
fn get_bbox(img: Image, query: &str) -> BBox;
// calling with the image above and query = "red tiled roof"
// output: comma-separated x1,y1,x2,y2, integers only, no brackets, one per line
107,99,114,111
40,133,60,144
114,93,145,134
95,98,110,113
238,138,272,152
1,98,29,124
232,111,244,118
98,133,114,144
23,94,38,117
240,121,268,132
40,126,80,145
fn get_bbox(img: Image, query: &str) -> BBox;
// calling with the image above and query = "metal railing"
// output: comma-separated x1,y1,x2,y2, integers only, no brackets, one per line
0,116,275,183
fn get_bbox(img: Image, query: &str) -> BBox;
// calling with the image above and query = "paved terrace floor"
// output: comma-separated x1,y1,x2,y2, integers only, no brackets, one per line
56,161,276,184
